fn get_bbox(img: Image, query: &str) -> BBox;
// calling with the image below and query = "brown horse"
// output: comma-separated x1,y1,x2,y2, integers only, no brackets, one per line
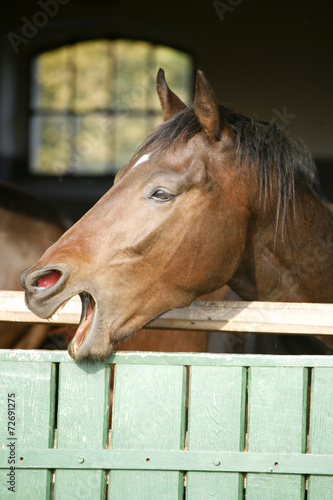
20,69,333,360
0,182,65,348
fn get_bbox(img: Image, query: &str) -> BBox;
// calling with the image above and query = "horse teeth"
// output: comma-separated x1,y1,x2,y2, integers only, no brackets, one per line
51,312,59,321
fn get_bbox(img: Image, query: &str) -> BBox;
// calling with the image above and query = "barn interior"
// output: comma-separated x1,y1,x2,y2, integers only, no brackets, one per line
0,0,332,223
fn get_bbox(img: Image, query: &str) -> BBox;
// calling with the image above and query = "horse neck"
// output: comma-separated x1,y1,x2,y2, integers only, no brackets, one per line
229,185,333,303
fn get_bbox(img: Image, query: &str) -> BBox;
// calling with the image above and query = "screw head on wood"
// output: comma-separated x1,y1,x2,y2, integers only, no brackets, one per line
78,456,85,464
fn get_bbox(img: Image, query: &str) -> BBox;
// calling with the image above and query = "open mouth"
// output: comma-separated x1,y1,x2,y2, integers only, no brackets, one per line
46,292,96,352
35,269,96,353
74,292,96,351
22,265,113,360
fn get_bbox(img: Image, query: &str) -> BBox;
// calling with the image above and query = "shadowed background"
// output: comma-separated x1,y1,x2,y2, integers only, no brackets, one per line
0,0,332,220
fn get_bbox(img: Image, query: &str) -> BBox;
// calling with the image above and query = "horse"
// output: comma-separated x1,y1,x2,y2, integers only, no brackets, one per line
20,68,333,360
0,181,65,349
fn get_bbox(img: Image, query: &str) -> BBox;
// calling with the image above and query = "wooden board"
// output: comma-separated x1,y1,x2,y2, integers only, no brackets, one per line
308,367,333,499
151,299,333,335
0,360,55,499
246,366,308,499
109,363,186,499
186,366,246,499
1,290,333,335
54,361,110,500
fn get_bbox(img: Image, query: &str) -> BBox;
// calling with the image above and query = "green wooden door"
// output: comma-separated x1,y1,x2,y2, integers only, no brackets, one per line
0,350,332,500
0,360,55,500
109,363,187,499
186,366,246,499
308,367,333,499
246,366,308,500
54,361,110,500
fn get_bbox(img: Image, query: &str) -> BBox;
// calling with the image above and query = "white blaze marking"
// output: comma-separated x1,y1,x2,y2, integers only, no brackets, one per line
133,153,150,168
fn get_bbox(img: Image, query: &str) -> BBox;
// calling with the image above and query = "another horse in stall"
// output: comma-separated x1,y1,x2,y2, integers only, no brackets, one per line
0,182,65,348
20,69,333,360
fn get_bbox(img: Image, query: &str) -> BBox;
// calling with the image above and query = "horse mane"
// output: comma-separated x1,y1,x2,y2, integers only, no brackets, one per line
136,105,322,236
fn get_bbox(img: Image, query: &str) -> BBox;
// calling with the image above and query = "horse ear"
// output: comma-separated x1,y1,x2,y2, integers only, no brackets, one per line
156,68,187,121
193,70,223,141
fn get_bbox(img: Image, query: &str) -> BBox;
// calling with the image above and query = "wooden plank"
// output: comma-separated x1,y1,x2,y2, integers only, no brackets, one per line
109,363,186,499
54,361,111,500
186,366,246,499
0,291,80,324
1,349,333,368
1,448,333,474
1,290,333,335
308,367,333,499
246,366,308,499
150,299,333,335
0,360,55,499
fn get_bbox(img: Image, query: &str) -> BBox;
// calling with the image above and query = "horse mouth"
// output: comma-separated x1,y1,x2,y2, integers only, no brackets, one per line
44,291,96,356
46,288,113,361
33,269,96,351
21,264,115,360
63,292,96,357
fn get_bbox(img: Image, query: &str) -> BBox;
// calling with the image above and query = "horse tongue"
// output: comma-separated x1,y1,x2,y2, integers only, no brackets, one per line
38,270,61,288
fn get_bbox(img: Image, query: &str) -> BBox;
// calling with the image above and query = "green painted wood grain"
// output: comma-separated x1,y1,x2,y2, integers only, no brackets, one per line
0,351,332,500
308,367,333,499
1,448,333,474
54,361,110,500
109,363,186,499
1,350,333,368
0,360,55,499
246,366,308,499
186,366,246,499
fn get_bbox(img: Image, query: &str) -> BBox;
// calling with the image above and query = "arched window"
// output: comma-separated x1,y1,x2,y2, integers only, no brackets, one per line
29,39,193,176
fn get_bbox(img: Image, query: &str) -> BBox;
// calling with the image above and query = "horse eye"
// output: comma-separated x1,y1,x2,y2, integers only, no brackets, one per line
150,189,174,202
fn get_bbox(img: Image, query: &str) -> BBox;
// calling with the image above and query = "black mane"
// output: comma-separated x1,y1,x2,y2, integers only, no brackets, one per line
135,105,322,235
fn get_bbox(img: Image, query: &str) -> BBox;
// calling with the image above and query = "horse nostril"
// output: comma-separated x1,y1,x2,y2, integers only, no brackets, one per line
37,270,61,288
20,264,68,295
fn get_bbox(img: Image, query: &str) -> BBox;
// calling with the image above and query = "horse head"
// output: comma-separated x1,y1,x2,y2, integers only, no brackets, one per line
20,69,252,360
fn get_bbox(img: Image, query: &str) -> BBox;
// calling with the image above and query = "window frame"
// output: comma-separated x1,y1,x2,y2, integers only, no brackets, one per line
28,37,195,178
16,31,195,220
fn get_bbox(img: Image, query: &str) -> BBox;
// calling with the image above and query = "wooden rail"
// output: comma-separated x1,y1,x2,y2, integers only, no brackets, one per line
0,290,332,335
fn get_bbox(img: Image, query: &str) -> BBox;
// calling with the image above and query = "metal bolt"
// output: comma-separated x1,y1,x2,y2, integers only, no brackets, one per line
214,458,221,466
78,456,85,464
